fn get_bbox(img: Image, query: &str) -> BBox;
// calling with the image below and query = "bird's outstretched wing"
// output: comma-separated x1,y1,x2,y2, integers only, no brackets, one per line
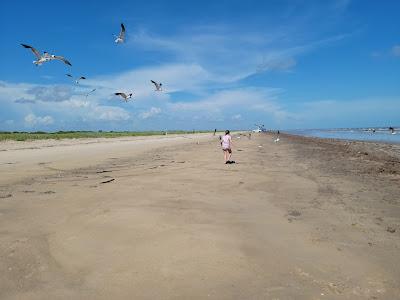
66,74,73,78
120,23,126,40
115,92,127,98
21,44,41,59
79,77,86,80
53,56,72,66
151,80,160,89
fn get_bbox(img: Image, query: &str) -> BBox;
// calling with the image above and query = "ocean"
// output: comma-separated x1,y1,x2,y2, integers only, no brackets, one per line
287,127,400,144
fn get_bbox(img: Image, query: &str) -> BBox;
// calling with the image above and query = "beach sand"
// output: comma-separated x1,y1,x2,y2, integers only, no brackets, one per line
0,133,399,299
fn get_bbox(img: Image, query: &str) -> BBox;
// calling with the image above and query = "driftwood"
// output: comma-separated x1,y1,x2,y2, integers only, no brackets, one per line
100,178,115,184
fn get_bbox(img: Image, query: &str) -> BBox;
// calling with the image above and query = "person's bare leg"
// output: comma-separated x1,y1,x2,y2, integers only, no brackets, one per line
228,151,232,162
224,150,228,163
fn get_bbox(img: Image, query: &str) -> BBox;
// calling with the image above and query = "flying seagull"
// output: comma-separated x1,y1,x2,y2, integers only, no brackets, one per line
84,89,96,99
114,23,126,44
151,80,162,91
66,74,86,84
114,92,132,102
21,44,72,66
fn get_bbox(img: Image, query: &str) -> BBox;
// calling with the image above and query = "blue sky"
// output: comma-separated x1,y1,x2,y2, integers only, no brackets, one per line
0,0,399,131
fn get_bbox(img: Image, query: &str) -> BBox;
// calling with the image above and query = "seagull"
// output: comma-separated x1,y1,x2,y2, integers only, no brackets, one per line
66,74,86,84
21,44,72,66
114,92,133,102
274,138,280,143
84,89,96,99
114,23,126,44
151,80,162,91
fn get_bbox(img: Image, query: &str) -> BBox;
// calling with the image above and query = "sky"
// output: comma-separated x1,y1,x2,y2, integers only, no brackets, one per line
0,0,399,131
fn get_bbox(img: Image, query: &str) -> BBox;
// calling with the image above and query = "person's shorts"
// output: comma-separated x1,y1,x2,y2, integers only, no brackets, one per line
222,148,232,153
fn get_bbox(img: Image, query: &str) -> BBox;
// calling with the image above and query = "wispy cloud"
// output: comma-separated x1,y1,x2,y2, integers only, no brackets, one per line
291,98,400,128
15,98,36,104
392,45,400,57
168,87,292,123
130,26,350,81
371,45,400,59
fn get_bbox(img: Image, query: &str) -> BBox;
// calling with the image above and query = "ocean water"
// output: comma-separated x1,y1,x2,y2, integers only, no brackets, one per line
288,127,400,144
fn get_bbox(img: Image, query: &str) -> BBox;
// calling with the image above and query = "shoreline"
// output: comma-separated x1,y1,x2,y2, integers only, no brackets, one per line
279,132,400,175
1,132,399,299
284,130,400,145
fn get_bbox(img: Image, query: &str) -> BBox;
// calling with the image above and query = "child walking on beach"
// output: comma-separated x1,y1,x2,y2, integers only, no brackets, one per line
221,130,233,164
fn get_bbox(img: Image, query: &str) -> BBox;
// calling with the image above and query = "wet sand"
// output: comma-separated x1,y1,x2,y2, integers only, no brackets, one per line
0,133,399,299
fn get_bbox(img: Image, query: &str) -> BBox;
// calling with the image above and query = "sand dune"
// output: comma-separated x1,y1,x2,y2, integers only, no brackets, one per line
0,133,399,299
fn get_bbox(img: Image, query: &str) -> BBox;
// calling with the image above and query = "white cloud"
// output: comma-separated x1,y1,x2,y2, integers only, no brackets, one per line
168,87,292,124
24,113,54,126
232,114,242,120
139,107,161,119
170,88,279,111
86,63,213,96
86,105,131,121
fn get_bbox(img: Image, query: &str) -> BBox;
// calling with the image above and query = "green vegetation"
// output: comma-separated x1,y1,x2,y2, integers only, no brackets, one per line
0,130,210,141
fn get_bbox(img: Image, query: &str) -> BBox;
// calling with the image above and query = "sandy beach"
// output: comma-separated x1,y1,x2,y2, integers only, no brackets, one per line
0,132,399,299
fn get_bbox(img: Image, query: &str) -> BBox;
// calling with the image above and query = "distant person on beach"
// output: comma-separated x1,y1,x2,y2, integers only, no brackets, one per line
221,130,233,164
214,128,217,136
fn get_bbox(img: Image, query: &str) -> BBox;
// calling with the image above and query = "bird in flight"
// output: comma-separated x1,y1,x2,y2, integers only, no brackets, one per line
66,74,86,84
21,44,72,66
151,80,162,91
84,89,96,99
114,23,126,44
114,92,133,102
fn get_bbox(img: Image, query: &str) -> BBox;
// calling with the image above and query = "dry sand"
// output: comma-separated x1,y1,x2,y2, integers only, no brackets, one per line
0,133,399,299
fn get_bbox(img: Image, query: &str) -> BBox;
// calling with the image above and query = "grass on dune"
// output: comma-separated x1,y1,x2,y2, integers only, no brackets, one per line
0,131,211,141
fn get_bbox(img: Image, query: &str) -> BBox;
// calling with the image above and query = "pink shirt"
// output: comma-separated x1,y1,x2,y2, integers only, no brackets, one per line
221,134,231,149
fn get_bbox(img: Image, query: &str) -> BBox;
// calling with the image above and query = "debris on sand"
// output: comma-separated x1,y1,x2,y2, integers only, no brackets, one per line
387,226,396,233
42,191,56,194
0,193,12,199
288,210,301,217
96,170,113,174
100,178,115,184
